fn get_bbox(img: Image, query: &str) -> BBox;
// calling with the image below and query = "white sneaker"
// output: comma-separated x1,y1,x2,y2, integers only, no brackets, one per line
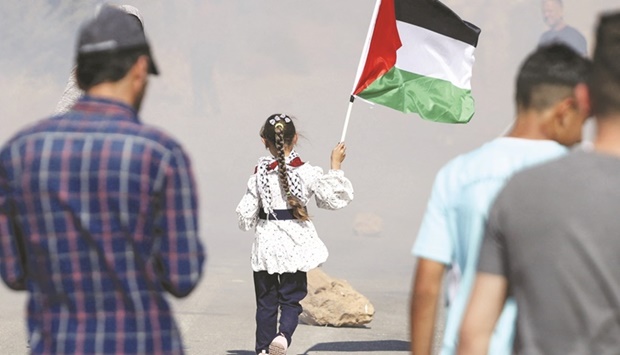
258,351,268,355
268,334,288,355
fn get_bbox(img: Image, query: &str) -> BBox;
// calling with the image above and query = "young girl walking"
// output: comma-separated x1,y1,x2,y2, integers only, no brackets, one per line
236,113,354,355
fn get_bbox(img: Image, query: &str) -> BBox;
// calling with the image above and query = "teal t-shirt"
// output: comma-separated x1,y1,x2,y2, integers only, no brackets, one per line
413,137,568,355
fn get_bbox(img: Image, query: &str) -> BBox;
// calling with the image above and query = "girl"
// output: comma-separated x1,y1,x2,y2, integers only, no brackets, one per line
236,113,354,355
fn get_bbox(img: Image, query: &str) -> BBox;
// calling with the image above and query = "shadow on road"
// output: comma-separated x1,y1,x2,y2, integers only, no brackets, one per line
226,339,409,354
301,339,410,353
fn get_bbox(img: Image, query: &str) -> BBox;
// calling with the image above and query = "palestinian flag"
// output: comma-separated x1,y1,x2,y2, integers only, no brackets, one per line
352,0,481,123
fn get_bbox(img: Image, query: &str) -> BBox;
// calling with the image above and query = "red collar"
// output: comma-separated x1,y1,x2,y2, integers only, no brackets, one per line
254,157,304,173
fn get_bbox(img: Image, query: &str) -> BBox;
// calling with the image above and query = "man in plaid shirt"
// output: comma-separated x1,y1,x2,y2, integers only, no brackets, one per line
0,5,205,354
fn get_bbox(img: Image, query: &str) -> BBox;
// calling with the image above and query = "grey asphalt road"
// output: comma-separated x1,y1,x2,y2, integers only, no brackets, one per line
0,219,423,355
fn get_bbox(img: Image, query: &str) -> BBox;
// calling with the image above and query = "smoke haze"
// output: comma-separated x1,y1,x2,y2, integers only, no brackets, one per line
0,0,618,351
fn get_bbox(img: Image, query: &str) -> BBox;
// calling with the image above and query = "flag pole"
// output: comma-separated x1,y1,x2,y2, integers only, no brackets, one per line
340,96,355,142
340,0,382,142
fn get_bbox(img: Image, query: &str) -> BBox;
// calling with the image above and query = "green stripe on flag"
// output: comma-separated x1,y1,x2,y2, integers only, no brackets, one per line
357,66,475,123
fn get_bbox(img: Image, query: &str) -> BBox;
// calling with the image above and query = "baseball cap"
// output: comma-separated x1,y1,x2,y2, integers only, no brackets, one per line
77,4,159,75
117,5,144,28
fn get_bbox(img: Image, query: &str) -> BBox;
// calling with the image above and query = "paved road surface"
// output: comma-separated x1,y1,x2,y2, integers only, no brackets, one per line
0,221,428,355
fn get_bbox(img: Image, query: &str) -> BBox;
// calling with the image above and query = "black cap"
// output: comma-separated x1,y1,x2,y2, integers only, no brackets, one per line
77,5,159,75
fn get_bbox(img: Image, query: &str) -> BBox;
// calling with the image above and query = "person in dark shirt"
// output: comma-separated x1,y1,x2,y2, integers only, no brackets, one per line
538,0,587,56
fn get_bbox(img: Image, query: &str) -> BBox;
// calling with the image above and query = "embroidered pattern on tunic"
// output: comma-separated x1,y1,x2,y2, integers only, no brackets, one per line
236,158,354,274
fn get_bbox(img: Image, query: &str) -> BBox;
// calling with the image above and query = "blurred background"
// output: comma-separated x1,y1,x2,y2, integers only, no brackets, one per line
0,1,617,353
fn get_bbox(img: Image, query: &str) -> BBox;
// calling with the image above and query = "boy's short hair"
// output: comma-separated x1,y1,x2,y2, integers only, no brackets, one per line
516,43,591,111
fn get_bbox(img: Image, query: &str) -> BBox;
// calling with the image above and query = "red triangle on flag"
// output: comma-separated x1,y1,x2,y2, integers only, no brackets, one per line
352,0,402,96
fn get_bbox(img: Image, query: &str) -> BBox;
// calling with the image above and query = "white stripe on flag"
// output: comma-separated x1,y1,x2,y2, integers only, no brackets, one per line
395,20,476,90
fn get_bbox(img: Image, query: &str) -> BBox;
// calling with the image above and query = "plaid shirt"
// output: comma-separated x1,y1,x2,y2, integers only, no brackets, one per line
0,96,205,354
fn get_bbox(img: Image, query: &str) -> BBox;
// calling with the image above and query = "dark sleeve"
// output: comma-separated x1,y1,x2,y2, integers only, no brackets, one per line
0,150,27,291
478,194,509,277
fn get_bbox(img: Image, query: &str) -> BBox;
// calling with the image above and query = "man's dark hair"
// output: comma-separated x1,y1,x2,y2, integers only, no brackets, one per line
516,43,591,111
76,47,149,91
590,12,620,117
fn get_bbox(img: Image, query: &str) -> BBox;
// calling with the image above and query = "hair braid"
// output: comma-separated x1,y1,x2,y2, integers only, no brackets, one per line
274,124,309,221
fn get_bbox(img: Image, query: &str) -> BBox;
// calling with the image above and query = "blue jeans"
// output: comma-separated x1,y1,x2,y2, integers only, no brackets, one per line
253,271,308,353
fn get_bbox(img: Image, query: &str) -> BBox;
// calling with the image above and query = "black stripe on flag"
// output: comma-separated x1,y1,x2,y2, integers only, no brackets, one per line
395,0,481,47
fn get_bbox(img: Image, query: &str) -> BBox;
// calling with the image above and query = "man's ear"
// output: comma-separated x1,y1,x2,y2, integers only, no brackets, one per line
549,93,588,145
555,96,576,128
543,96,575,142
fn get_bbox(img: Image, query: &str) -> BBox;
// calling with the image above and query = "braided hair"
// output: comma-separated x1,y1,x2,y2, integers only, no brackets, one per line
260,114,310,221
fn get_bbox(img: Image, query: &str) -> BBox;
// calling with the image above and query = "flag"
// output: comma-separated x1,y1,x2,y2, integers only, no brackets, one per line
352,0,481,123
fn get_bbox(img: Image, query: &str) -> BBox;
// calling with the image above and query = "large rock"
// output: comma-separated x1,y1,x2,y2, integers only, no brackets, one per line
300,268,374,327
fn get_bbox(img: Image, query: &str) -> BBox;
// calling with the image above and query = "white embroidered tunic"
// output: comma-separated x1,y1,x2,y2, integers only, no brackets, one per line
236,153,354,274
